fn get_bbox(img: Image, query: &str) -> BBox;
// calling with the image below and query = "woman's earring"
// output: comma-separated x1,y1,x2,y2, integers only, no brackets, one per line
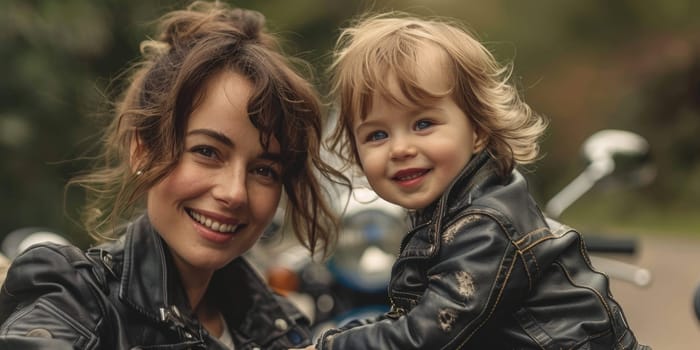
135,170,144,176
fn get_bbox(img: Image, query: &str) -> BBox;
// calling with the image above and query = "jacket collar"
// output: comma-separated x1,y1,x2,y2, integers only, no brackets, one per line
402,152,502,258
119,215,182,322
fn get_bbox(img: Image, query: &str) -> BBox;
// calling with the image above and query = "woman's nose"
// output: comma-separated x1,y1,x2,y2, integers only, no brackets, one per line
213,169,248,208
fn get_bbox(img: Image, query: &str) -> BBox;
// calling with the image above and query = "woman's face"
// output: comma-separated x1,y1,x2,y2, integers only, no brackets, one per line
146,70,282,277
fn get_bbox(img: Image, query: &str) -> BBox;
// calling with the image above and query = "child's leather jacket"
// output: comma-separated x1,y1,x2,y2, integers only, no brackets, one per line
317,152,649,349
0,216,312,349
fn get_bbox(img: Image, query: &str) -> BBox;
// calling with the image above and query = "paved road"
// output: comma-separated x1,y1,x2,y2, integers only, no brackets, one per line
603,235,700,349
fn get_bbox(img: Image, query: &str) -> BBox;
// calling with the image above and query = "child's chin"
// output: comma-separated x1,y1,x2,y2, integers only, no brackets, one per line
400,198,434,210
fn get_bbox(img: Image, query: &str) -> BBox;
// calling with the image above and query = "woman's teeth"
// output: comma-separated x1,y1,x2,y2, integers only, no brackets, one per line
189,210,239,233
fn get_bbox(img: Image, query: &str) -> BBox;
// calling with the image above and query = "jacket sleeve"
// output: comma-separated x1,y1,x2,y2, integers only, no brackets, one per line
0,244,105,349
317,213,531,349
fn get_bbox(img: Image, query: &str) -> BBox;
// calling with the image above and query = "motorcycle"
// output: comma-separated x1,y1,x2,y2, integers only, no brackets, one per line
258,128,657,334
254,187,405,334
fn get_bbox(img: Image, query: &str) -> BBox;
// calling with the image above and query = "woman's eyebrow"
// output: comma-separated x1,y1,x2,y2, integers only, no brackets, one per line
187,129,233,147
259,152,282,162
189,128,282,161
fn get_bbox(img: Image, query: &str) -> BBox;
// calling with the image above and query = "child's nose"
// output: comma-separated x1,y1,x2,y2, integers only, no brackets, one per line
389,137,417,160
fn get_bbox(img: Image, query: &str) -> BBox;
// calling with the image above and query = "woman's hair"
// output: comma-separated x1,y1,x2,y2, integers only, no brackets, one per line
327,12,548,176
69,1,347,256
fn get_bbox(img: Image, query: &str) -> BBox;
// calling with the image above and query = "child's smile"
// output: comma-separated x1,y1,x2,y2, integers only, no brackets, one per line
392,168,432,188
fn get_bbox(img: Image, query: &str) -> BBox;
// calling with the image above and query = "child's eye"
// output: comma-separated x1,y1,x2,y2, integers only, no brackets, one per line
366,130,388,142
414,120,433,130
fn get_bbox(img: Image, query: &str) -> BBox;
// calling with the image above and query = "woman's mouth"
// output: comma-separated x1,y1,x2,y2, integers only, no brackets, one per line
186,209,240,234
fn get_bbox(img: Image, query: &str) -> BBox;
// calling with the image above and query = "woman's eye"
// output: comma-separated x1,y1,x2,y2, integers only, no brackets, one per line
366,130,388,142
414,120,433,130
191,145,218,159
253,166,280,182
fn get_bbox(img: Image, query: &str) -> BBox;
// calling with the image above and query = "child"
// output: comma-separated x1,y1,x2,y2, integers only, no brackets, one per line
313,12,649,350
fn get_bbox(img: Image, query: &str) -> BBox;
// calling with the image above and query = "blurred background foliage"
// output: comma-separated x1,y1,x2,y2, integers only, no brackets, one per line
1,0,698,247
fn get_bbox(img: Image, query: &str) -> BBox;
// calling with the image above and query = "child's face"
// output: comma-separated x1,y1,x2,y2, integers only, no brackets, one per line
353,63,480,210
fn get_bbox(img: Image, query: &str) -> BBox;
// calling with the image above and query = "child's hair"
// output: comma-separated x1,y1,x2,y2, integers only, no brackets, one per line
327,12,547,176
69,1,347,256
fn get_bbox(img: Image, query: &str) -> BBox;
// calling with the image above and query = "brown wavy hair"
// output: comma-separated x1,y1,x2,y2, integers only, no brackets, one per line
69,1,348,256
327,12,548,177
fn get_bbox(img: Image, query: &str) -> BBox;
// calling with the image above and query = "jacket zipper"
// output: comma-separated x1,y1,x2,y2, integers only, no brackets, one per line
388,220,432,318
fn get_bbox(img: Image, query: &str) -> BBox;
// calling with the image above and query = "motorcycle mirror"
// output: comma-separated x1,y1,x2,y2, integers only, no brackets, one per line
582,129,656,188
545,129,654,219
582,130,649,163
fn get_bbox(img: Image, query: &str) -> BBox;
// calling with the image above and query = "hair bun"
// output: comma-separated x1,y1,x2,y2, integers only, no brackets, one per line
155,2,266,51
227,8,265,41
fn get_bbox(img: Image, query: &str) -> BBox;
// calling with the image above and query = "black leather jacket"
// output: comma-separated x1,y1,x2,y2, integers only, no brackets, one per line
317,152,649,349
0,216,312,349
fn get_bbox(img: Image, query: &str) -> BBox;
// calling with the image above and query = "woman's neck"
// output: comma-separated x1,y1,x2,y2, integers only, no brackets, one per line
171,255,214,309
170,253,223,336
194,297,224,338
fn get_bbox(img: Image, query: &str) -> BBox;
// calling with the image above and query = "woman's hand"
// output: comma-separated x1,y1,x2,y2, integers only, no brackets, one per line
289,346,316,350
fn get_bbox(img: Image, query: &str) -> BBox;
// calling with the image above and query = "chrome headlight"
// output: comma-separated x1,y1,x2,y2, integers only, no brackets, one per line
328,189,407,292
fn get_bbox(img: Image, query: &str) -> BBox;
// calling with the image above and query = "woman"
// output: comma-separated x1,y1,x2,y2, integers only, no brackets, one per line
0,1,346,349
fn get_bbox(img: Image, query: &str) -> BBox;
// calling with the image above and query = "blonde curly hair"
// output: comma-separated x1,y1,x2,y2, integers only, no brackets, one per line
327,12,547,177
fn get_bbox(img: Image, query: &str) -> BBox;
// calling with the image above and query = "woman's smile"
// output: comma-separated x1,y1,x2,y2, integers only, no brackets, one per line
186,208,241,234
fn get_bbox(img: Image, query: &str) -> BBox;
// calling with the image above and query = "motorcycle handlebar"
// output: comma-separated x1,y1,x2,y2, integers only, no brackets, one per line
584,235,637,254
583,234,651,287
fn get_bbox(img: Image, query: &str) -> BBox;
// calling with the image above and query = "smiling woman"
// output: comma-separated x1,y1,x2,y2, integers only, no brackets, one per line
0,1,348,349
145,70,285,300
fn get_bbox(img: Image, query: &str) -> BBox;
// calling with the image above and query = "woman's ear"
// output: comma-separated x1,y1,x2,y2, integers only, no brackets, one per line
129,134,145,173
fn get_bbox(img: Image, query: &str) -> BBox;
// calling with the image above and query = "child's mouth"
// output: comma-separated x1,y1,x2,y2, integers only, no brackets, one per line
392,168,430,183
